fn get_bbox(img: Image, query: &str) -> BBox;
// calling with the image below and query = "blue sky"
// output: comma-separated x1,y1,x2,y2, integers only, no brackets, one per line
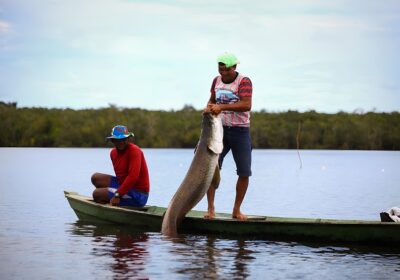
0,0,399,113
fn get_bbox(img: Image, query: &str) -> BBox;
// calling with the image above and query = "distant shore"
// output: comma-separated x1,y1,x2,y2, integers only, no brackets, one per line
1,102,399,150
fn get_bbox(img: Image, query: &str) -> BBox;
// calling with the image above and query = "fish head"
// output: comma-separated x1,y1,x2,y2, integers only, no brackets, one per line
202,113,223,154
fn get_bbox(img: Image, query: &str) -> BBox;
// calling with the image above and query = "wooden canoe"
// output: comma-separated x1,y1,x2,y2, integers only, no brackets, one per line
65,190,400,245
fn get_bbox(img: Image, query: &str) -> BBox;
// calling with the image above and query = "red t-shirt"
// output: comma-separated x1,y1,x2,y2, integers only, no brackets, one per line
110,143,150,195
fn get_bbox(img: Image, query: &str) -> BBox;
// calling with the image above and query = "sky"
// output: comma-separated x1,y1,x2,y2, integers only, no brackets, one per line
0,0,399,113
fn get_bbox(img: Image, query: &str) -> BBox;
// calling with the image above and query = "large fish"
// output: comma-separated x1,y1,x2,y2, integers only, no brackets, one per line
161,113,223,236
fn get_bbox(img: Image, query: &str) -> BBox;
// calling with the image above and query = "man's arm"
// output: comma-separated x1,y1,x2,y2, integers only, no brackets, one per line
204,77,218,113
207,92,216,105
204,92,217,113
208,96,252,115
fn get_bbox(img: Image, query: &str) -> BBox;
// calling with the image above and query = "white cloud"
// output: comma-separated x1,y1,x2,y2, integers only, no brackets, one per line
1,0,399,112
0,20,13,50
0,20,11,33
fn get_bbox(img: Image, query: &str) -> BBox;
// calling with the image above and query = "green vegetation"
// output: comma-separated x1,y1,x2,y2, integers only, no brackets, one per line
1,102,399,150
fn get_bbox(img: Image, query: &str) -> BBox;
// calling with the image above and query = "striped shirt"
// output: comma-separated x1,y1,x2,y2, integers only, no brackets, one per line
211,73,252,127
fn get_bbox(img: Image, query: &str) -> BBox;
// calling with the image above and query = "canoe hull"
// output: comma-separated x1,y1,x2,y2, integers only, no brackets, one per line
181,217,400,245
67,191,163,231
65,191,400,245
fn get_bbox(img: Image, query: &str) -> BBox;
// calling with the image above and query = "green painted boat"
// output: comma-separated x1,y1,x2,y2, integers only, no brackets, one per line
65,190,400,245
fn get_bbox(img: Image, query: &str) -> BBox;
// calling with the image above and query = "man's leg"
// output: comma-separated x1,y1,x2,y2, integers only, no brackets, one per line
204,126,231,219
230,127,252,220
91,173,112,203
204,166,221,219
232,176,249,220
205,185,216,219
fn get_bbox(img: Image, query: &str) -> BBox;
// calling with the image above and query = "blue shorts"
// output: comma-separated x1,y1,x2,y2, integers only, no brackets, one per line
108,176,149,207
219,126,252,177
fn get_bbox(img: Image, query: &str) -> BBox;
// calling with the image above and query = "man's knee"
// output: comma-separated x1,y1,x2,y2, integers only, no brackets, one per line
238,176,249,182
92,188,99,201
93,188,109,204
91,173,100,186
91,173,110,188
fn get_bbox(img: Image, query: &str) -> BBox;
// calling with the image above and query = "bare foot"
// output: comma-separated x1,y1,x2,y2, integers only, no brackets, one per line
232,211,247,220
204,210,215,219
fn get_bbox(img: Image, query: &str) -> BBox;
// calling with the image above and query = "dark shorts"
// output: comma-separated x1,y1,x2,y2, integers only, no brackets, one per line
219,126,252,177
108,176,149,207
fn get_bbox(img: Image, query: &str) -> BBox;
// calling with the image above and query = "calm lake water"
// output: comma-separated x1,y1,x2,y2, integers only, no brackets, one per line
1,148,400,279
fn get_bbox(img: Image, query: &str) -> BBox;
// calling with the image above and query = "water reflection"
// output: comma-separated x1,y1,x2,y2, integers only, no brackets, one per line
67,221,400,279
69,222,258,278
69,221,150,279
166,234,256,279
168,235,400,278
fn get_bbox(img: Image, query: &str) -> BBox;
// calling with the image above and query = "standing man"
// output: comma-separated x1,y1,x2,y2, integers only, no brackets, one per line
204,52,253,220
91,125,150,207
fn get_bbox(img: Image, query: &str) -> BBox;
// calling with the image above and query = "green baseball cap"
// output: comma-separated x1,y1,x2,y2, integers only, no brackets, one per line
217,52,240,68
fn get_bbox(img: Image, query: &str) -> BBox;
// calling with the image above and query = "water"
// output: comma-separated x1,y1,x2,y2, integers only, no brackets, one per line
1,148,400,279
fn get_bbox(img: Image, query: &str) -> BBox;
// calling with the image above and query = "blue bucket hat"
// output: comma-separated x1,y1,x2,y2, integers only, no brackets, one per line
106,125,134,140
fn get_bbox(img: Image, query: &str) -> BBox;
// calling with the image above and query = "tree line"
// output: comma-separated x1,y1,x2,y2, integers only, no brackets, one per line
1,102,399,150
